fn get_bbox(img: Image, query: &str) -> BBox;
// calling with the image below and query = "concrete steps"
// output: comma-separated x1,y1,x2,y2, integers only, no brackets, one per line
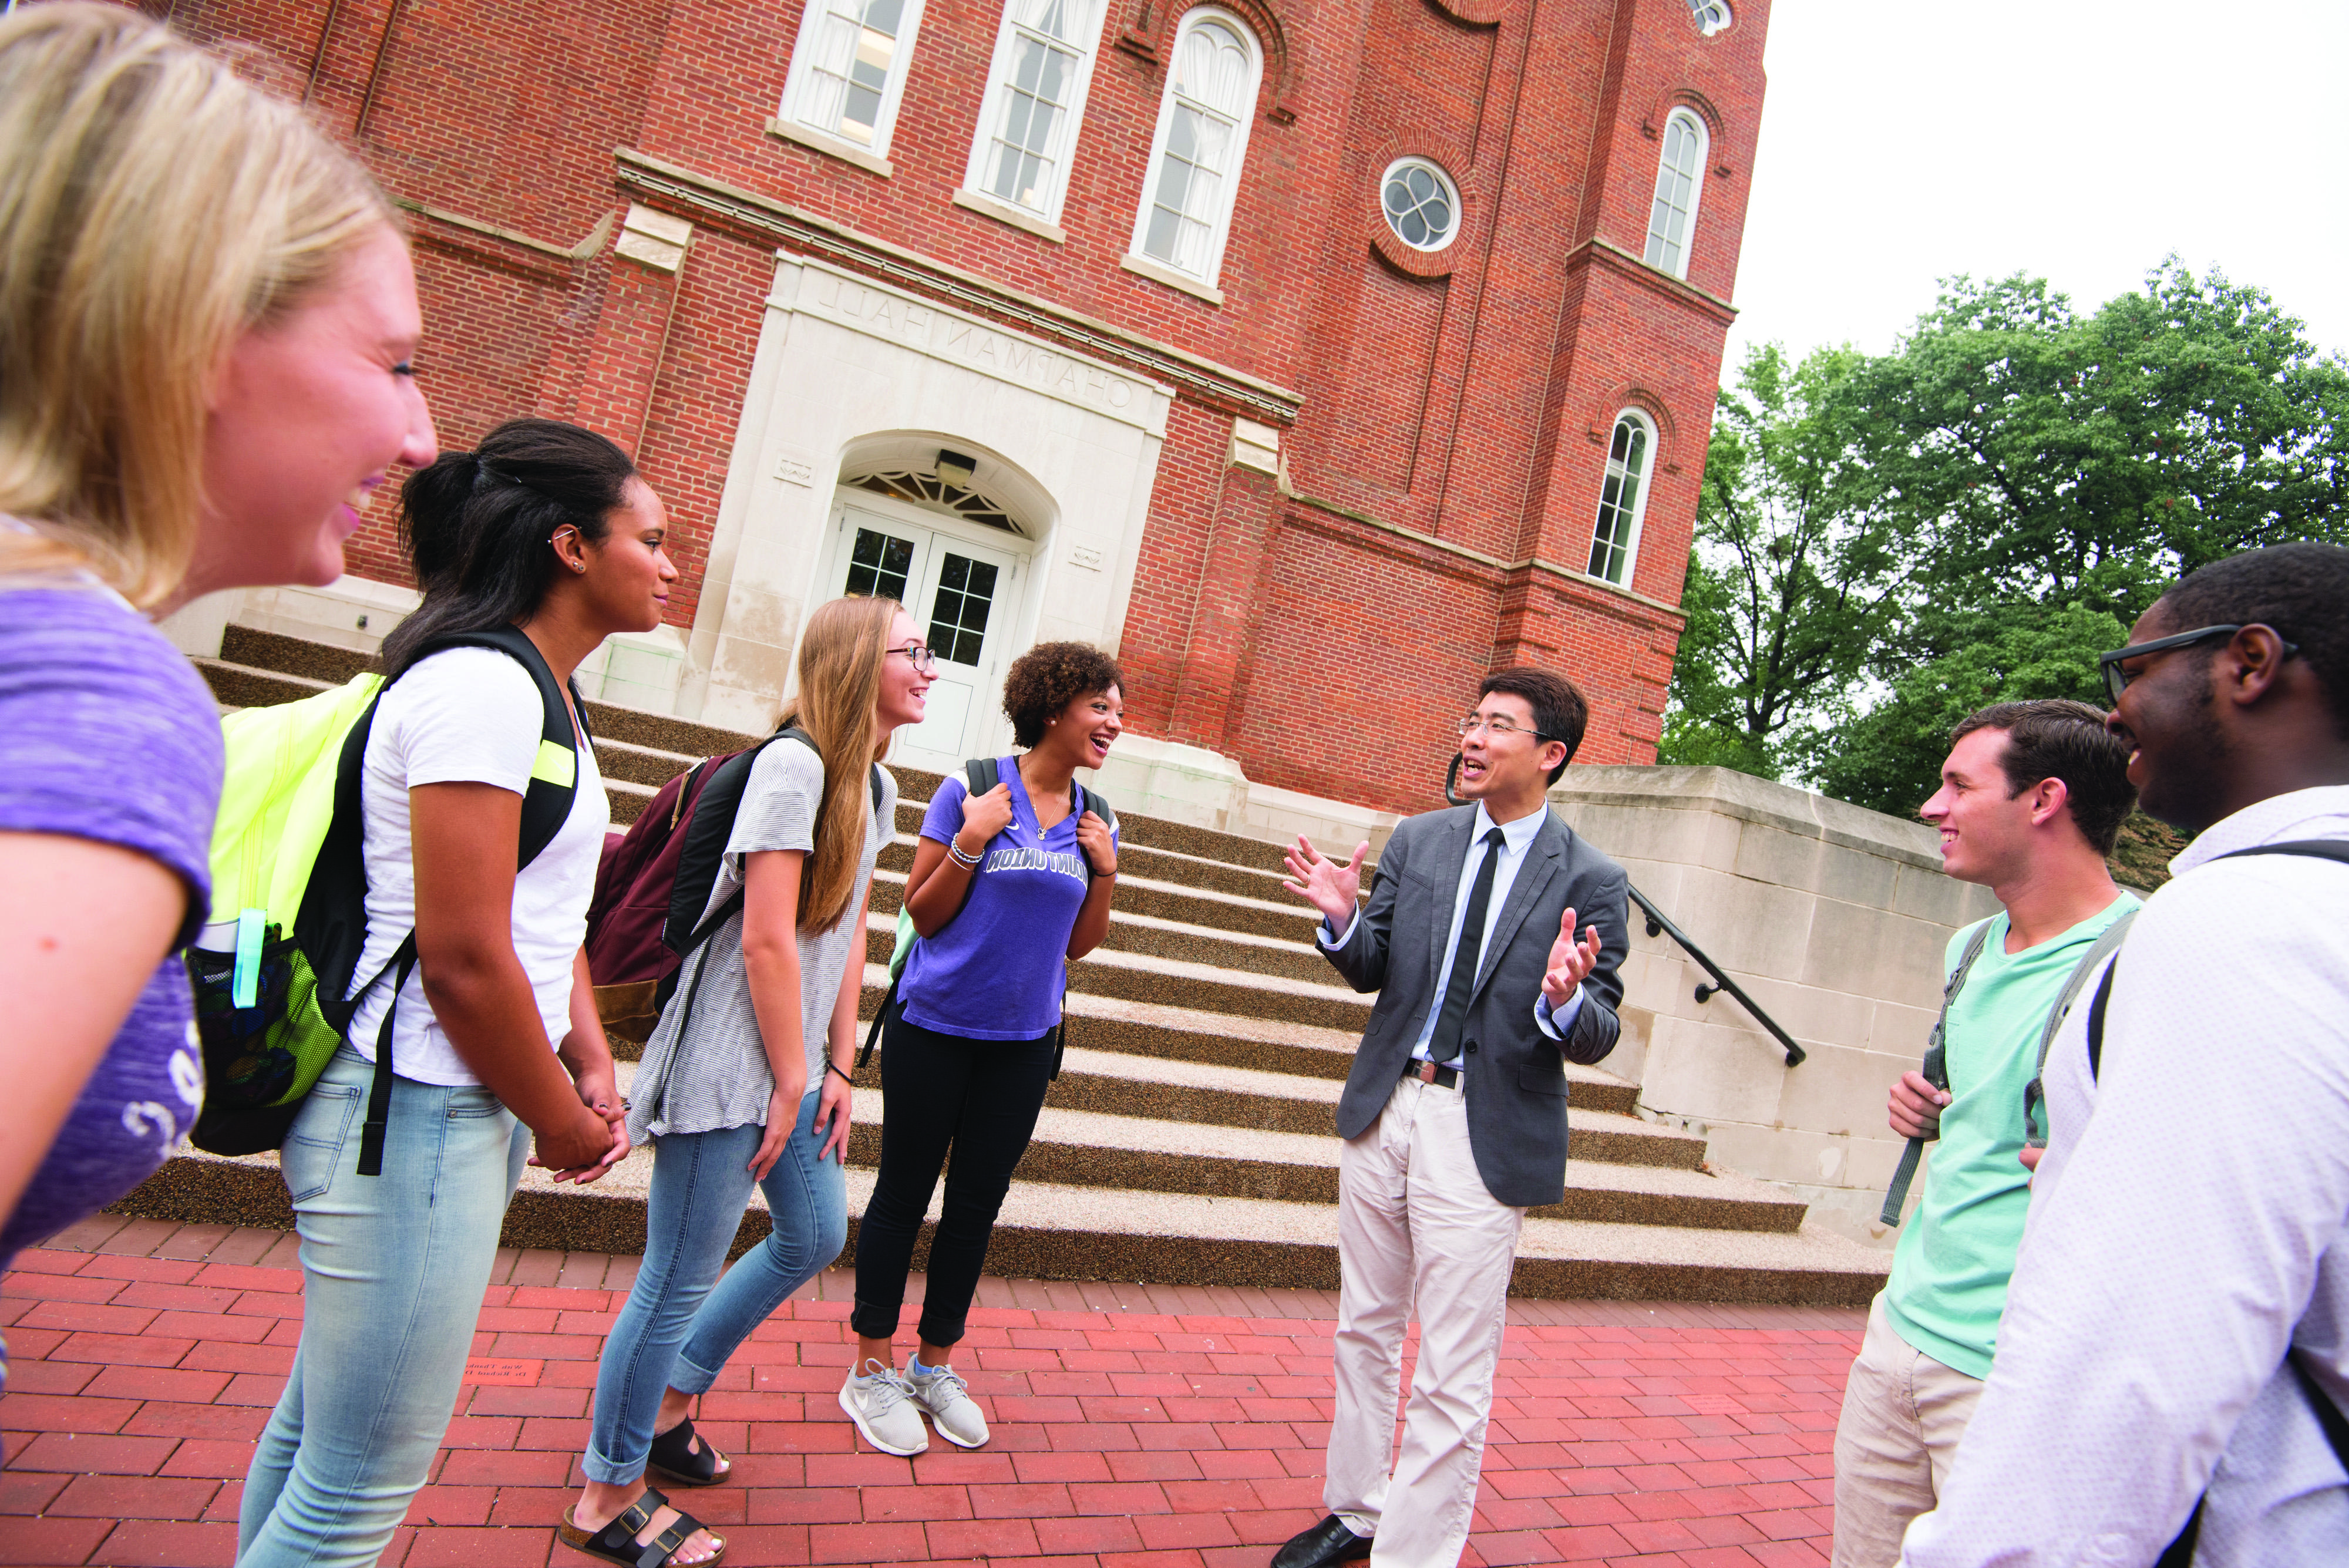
147,627,1891,1304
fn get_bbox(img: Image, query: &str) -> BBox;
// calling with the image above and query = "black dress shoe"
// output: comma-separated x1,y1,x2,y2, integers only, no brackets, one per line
1271,1513,1372,1568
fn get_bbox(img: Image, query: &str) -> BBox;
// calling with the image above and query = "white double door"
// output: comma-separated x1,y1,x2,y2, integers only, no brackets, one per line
820,491,1029,775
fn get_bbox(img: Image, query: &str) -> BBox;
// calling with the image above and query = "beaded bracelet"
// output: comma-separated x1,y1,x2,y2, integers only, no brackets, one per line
948,839,984,869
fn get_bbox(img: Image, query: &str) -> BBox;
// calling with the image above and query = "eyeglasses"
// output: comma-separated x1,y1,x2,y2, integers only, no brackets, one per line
889,643,938,675
2098,623,2298,704
1456,715,1560,743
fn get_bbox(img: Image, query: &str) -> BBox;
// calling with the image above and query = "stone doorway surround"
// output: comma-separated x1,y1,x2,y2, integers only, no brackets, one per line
681,253,1175,736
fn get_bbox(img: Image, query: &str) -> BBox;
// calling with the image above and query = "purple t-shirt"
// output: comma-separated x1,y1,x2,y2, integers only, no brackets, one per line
900,760,1115,1041
0,589,221,1291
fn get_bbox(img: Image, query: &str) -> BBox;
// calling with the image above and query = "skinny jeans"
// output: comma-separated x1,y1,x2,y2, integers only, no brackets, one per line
849,1009,1055,1347
584,1092,846,1485
238,1047,528,1568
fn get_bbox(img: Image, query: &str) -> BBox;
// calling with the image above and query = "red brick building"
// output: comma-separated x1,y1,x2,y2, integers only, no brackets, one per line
172,0,1765,819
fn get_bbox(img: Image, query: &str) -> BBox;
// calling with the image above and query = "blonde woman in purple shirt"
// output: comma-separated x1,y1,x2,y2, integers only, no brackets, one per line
0,6,435,1320
842,642,1125,1455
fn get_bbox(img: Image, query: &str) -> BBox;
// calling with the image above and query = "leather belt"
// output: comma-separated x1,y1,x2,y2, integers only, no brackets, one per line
1402,1059,1460,1090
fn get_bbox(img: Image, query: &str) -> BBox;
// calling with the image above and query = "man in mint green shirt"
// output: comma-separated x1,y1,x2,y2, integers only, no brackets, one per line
1830,701,2141,1568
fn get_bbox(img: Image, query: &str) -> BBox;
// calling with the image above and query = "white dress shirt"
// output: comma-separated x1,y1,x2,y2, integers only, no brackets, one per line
1320,800,1583,1066
1902,785,2349,1567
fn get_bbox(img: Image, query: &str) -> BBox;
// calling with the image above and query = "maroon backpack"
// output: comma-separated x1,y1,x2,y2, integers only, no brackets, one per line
585,728,881,1042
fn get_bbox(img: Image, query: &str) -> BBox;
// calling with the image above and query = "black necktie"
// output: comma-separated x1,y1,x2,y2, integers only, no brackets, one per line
1428,827,1508,1066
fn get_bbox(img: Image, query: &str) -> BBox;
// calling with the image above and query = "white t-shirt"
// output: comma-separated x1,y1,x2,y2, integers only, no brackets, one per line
344,646,608,1086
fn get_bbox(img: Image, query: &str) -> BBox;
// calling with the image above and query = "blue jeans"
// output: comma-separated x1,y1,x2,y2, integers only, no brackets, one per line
584,1092,846,1485
238,1047,527,1567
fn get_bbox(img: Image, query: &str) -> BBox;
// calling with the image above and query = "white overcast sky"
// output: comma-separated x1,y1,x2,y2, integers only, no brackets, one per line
1720,0,2349,379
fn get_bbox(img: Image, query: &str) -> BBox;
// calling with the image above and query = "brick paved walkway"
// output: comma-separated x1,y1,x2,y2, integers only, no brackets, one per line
2,1217,1859,1567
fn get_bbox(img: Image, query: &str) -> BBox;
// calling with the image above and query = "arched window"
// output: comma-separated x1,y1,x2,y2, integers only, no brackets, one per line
1589,412,1654,586
779,0,931,162
1688,0,1732,35
1125,9,1262,291
1643,109,1707,280
962,0,1110,225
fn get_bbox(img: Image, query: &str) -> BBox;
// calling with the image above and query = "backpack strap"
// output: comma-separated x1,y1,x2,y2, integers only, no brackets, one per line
2021,908,2138,1148
2089,839,2349,1564
668,726,889,1045
1880,920,1994,1226
343,627,585,1177
2088,841,2349,1081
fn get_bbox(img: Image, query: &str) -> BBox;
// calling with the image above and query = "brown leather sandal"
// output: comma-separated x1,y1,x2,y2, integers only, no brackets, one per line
558,1486,725,1568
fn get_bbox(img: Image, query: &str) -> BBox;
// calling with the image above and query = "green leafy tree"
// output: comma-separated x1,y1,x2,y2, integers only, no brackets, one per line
1658,344,1904,776
1661,260,2349,811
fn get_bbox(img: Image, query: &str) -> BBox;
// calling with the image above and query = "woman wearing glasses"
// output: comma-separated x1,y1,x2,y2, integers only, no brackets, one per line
563,596,927,1568
839,641,1124,1456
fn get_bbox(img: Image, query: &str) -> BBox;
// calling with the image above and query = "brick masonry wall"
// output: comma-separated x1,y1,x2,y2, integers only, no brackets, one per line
168,0,1772,814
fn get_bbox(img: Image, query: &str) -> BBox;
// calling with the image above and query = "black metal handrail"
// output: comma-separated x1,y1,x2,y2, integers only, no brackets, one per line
1624,884,1806,1068
1443,758,1807,1067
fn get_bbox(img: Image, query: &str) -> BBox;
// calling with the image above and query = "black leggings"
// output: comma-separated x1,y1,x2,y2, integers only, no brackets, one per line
850,1008,1055,1347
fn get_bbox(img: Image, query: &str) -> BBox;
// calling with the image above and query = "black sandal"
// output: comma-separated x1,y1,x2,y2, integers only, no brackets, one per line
647,1415,730,1487
558,1486,725,1568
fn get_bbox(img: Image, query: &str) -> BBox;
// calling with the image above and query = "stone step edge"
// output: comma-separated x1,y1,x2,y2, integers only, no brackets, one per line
112,1156,1880,1306
197,638,1344,882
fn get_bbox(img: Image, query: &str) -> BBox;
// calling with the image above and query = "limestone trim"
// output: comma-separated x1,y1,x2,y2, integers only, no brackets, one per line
1278,490,1686,620
953,187,1069,244
1120,250,1226,305
1567,236,1738,325
390,198,617,277
615,146,1304,423
765,117,896,179
789,260,1173,435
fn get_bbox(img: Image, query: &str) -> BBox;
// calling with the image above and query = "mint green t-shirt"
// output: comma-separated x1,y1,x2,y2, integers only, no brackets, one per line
1882,893,2141,1380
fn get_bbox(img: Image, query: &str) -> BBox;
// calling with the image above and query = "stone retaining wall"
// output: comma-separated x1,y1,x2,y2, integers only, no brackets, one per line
1549,766,1998,1246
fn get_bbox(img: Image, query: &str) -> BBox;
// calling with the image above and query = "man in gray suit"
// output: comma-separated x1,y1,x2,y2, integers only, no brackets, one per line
1274,667,1630,1568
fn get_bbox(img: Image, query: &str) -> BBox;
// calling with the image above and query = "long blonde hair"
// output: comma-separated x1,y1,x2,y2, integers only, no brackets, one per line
777,595,899,932
0,4,395,606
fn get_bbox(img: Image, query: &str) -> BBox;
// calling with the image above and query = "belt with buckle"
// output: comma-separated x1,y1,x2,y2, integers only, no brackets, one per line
1402,1059,1460,1089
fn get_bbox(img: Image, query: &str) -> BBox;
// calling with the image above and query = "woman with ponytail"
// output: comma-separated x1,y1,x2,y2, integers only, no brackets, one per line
563,594,926,1568
237,418,677,1567
0,2,432,1357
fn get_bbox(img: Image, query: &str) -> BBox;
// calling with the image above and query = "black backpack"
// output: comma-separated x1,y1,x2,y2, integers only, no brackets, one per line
656,726,886,1041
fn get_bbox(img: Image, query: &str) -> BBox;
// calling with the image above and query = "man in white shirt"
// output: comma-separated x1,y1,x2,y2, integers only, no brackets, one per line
1902,541,2349,1566
1277,667,1629,1568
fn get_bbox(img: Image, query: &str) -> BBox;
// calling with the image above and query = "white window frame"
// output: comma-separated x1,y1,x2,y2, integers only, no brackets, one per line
958,0,1113,231
1642,108,1708,281
1123,7,1264,296
1589,410,1655,587
1379,156,1462,253
776,0,933,169
1688,0,1732,35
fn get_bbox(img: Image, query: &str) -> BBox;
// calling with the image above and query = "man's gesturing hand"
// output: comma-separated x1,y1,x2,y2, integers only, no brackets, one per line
1542,907,1603,1010
1281,835,1368,928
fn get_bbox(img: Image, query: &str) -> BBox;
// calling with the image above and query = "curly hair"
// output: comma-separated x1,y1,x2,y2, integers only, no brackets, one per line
1002,641,1124,748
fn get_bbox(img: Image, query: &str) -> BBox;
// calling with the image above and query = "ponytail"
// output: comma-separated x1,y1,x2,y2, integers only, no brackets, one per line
382,419,635,679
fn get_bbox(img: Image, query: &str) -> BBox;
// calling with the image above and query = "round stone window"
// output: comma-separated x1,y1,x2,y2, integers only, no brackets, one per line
1380,159,1460,253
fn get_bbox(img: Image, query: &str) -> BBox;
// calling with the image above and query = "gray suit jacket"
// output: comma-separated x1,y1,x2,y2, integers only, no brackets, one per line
1320,805,1629,1207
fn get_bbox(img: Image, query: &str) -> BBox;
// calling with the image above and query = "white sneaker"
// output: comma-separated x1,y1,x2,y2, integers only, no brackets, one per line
906,1360,990,1448
839,1358,929,1456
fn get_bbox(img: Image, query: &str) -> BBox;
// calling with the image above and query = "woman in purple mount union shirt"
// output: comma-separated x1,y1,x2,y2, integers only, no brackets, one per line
0,6,437,1381
839,641,1127,1458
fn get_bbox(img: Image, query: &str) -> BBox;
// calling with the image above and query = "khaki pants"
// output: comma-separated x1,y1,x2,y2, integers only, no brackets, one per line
1830,1293,1986,1568
1324,1075,1526,1568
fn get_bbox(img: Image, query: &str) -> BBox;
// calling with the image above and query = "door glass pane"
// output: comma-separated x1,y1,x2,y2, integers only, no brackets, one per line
845,526,914,600
927,553,999,667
